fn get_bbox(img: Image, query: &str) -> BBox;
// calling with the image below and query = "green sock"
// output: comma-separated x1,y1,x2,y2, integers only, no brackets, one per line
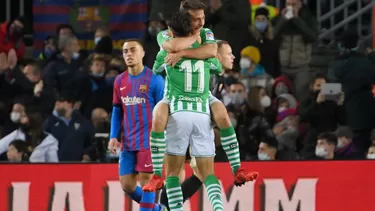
204,175,224,211
150,131,165,177
166,176,183,211
220,127,241,174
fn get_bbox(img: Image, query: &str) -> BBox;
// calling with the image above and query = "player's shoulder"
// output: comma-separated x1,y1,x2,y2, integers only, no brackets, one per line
158,30,171,38
201,28,214,33
114,71,127,84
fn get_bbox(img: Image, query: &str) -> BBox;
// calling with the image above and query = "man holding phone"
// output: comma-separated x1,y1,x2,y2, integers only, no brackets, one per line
272,0,318,103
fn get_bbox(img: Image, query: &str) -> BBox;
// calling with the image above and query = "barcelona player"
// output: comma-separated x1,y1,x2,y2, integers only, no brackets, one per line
108,39,166,211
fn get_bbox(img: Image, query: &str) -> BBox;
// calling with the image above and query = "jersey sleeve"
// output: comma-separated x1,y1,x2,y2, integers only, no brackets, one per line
152,51,168,75
151,74,165,103
112,75,122,105
200,28,216,45
207,58,223,75
157,30,172,48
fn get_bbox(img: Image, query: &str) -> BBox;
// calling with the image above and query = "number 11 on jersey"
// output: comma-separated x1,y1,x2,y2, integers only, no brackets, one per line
180,60,205,93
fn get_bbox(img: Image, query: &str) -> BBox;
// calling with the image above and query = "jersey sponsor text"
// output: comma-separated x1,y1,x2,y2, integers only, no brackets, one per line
121,96,146,105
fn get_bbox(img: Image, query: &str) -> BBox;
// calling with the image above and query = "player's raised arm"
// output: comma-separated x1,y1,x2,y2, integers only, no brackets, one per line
110,75,123,140
208,57,223,75
179,28,218,59
157,30,198,53
152,51,167,76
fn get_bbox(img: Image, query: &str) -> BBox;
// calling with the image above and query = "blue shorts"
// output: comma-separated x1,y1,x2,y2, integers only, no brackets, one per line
119,150,153,176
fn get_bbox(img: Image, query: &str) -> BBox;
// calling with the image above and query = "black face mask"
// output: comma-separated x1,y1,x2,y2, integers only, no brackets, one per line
10,25,23,38
56,108,67,117
20,124,29,133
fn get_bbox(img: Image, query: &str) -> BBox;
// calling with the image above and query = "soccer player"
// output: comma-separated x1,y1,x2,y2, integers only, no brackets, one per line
152,11,225,211
144,0,258,192
108,39,166,211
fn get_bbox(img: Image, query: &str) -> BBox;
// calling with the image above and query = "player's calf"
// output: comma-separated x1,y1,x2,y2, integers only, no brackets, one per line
120,175,143,203
165,154,186,211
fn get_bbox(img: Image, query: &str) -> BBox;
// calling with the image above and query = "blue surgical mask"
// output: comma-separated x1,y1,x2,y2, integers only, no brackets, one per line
95,37,101,45
255,21,268,33
72,52,80,59
105,77,116,86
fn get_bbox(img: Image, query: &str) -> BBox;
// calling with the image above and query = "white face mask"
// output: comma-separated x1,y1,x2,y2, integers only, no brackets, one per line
336,139,345,149
72,52,80,59
260,96,271,108
94,37,101,45
10,112,21,123
258,152,271,160
278,107,287,113
240,58,251,69
315,147,328,157
367,154,375,159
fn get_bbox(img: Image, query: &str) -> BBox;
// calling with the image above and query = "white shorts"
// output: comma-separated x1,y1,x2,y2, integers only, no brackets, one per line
165,112,215,157
189,129,215,168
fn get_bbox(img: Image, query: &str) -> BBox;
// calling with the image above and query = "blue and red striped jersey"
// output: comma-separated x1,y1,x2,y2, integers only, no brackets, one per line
113,67,164,151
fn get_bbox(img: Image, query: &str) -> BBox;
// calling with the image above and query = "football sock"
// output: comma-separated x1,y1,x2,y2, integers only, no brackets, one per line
140,191,156,211
204,175,224,211
166,176,183,211
220,127,241,174
127,186,142,203
150,131,165,177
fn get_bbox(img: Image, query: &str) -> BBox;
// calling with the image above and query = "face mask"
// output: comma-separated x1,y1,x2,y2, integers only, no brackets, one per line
19,124,29,133
148,26,161,36
367,154,375,159
56,108,67,117
260,96,271,108
72,52,80,60
231,93,245,106
10,26,23,38
255,21,268,32
240,58,251,70
91,72,105,78
94,37,101,45
10,112,21,123
105,77,116,86
258,152,271,160
315,147,328,157
336,139,345,149
278,107,287,113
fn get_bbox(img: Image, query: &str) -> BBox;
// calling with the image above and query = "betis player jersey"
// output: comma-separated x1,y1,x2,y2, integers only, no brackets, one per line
157,28,216,49
153,48,222,115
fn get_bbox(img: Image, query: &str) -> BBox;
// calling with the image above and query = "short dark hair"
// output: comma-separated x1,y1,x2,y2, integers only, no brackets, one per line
167,12,192,37
124,38,144,49
317,132,337,146
9,140,28,153
56,24,74,36
217,40,229,49
180,0,206,12
311,72,327,86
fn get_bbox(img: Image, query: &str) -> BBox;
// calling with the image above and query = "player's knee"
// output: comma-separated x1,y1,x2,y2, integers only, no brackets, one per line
211,102,231,128
139,173,152,187
120,176,137,193
152,103,169,132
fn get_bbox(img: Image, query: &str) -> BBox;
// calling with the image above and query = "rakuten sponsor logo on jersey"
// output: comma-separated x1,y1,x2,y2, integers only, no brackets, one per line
121,96,146,105
178,95,203,103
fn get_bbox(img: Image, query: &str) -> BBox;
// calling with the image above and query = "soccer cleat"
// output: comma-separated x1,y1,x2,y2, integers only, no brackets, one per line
143,174,164,192
233,167,259,187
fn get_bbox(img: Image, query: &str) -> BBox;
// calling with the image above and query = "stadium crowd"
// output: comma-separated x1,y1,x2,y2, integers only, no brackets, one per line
0,0,375,163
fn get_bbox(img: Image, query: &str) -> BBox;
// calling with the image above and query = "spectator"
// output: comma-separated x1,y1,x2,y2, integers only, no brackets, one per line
43,92,95,162
206,0,251,69
0,106,59,162
271,75,294,99
94,26,109,46
56,24,74,40
335,126,363,159
0,16,27,59
273,93,299,151
2,97,27,137
237,86,276,160
313,132,337,160
143,18,167,68
247,3,280,78
300,73,346,158
240,46,268,89
83,56,113,117
39,35,57,63
91,108,110,162
366,144,375,160
226,82,247,125
272,0,318,102
43,35,88,113
333,31,375,153
257,139,298,160
7,140,28,162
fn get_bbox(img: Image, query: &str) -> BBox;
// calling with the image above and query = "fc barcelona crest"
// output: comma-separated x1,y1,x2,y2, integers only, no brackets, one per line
139,85,148,93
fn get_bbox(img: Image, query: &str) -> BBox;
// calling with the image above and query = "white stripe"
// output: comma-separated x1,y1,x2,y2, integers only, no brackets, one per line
221,134,236,141
166,186,181,192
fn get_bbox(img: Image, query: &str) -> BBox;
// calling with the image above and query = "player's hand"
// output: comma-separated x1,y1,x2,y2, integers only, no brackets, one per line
34,80,43,97
165,52,182,67
108,138,120,154
316,92,325,104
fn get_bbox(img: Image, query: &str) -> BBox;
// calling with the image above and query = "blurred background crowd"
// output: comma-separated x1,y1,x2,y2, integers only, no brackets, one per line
1,0,375,163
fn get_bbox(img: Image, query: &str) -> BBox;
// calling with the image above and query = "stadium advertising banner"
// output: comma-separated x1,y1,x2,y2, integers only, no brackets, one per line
33,0,147,54
0,161,374,211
